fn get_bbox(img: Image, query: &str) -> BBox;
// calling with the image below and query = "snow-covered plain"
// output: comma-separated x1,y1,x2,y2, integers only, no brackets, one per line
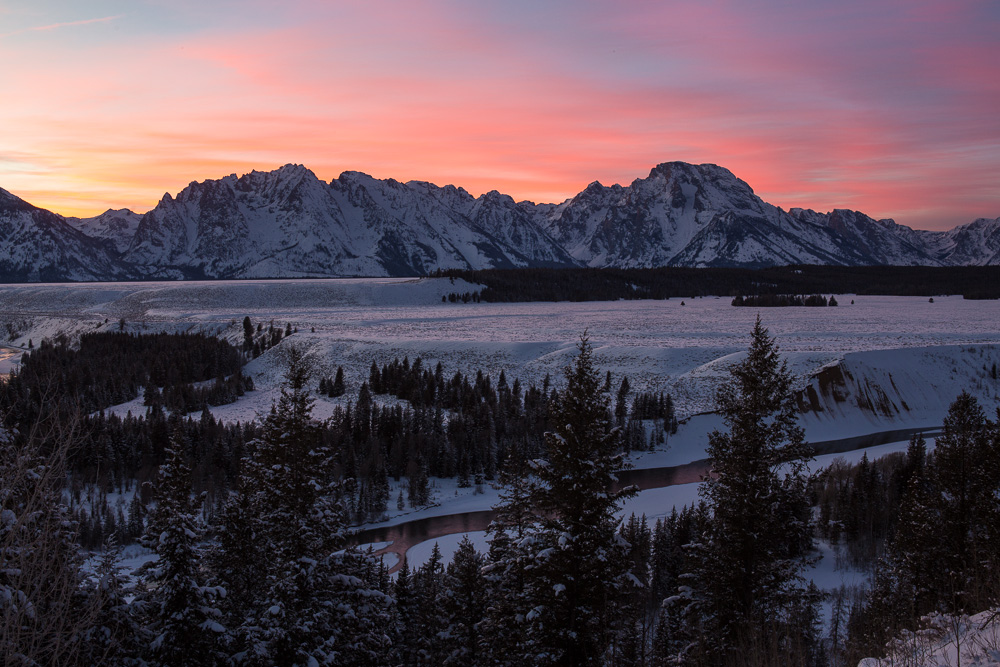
2,279,999,422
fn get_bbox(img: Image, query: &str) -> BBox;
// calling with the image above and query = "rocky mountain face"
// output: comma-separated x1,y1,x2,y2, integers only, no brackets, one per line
121,165,574,278
1,162,997,281
0,188,135,282
67,208,142,254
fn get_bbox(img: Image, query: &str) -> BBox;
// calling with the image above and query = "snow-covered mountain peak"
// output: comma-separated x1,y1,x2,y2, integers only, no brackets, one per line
1,161,998,280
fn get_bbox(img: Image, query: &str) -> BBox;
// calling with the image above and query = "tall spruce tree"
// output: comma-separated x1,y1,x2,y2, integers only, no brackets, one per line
672,316,817,665
216,346,391,665
932,391,997,610
443,536,487,666
139,428,225,666
488,334,635,666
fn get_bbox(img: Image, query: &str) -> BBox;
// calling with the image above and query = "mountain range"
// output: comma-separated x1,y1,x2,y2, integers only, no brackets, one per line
1,162,997,281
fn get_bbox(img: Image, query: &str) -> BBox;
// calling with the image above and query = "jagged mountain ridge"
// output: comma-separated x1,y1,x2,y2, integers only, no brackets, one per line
1,162,997,281
0,188,136,282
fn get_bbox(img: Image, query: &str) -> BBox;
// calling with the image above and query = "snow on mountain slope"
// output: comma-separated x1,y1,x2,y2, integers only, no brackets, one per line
789,208,945,266
1,161,998,281
125,165,364,278
68,208,142,253
934,217,1000,265
122,165,575,278
541,162,951,268
541,162,770,267
0,188,134,281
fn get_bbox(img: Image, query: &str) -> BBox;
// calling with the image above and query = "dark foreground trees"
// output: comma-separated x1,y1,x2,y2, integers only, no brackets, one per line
486,334,636,666
849,392,1000,661
212,346,391,665
663,316,820,665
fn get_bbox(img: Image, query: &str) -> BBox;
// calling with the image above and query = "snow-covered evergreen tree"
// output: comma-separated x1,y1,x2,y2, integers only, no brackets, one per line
670,316,818,665
480,440,535,666
442,535,486,666
216,346,391,666
78,536,147,666
411,543,449,664
487,334,635,666
139,428,225,666
932,391,998,610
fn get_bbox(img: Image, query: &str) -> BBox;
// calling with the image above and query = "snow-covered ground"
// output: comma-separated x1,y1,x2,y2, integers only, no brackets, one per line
5,279,999,628
860,608,1000,667
3,280,999,423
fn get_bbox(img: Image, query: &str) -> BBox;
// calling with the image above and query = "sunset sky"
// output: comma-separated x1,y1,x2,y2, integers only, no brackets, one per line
2,0,998,230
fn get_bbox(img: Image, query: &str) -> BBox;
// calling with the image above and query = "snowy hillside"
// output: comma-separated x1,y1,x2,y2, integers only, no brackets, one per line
3,282,998,438
859,608,1000,667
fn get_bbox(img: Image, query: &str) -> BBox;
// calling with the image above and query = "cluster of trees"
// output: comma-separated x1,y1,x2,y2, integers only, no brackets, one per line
316,366,346,397
142,372,254,414
435,265,1000,302
731,294,838,307
2,329,680,542
5,317,998,664
2,321,826,665
845,394,1000,663
241,316,296,359
0,331,244,418
443,290,483,303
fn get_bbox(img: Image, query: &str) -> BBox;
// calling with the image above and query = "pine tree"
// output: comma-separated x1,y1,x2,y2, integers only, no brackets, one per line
216,346,391,665
490,334,636,665
932,391,995,610
613,513,654,665
331,365,346,397
392,561,422,666
242,316,254,354
676,316,818,665
615,376,630,427
411,544,449,663
139,428,224,666
443,536,487,666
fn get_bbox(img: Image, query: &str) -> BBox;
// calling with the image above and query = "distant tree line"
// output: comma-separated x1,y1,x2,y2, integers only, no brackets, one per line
732,293,837,307
436,265,1000,302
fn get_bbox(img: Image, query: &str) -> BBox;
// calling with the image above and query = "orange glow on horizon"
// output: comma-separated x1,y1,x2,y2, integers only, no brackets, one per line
1,1,997,231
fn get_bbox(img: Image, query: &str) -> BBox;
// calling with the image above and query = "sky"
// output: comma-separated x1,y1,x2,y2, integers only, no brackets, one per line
1,0,998,230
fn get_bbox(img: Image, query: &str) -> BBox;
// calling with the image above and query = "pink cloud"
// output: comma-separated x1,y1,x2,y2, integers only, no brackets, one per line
0,0,996,230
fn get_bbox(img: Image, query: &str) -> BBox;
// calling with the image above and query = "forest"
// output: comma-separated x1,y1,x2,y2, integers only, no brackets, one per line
1,324,998,665
437,265,1000,303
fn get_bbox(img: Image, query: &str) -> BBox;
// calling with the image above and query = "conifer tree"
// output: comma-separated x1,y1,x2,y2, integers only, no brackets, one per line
932,391,996,609
411,544,449,663
481,441,535,665
330,365,346,397
674,316,817,665
392,561,422,666
139,428,224,666
79,536,147,665
217,346,391,665
443,536,486,666
489,333,635,665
